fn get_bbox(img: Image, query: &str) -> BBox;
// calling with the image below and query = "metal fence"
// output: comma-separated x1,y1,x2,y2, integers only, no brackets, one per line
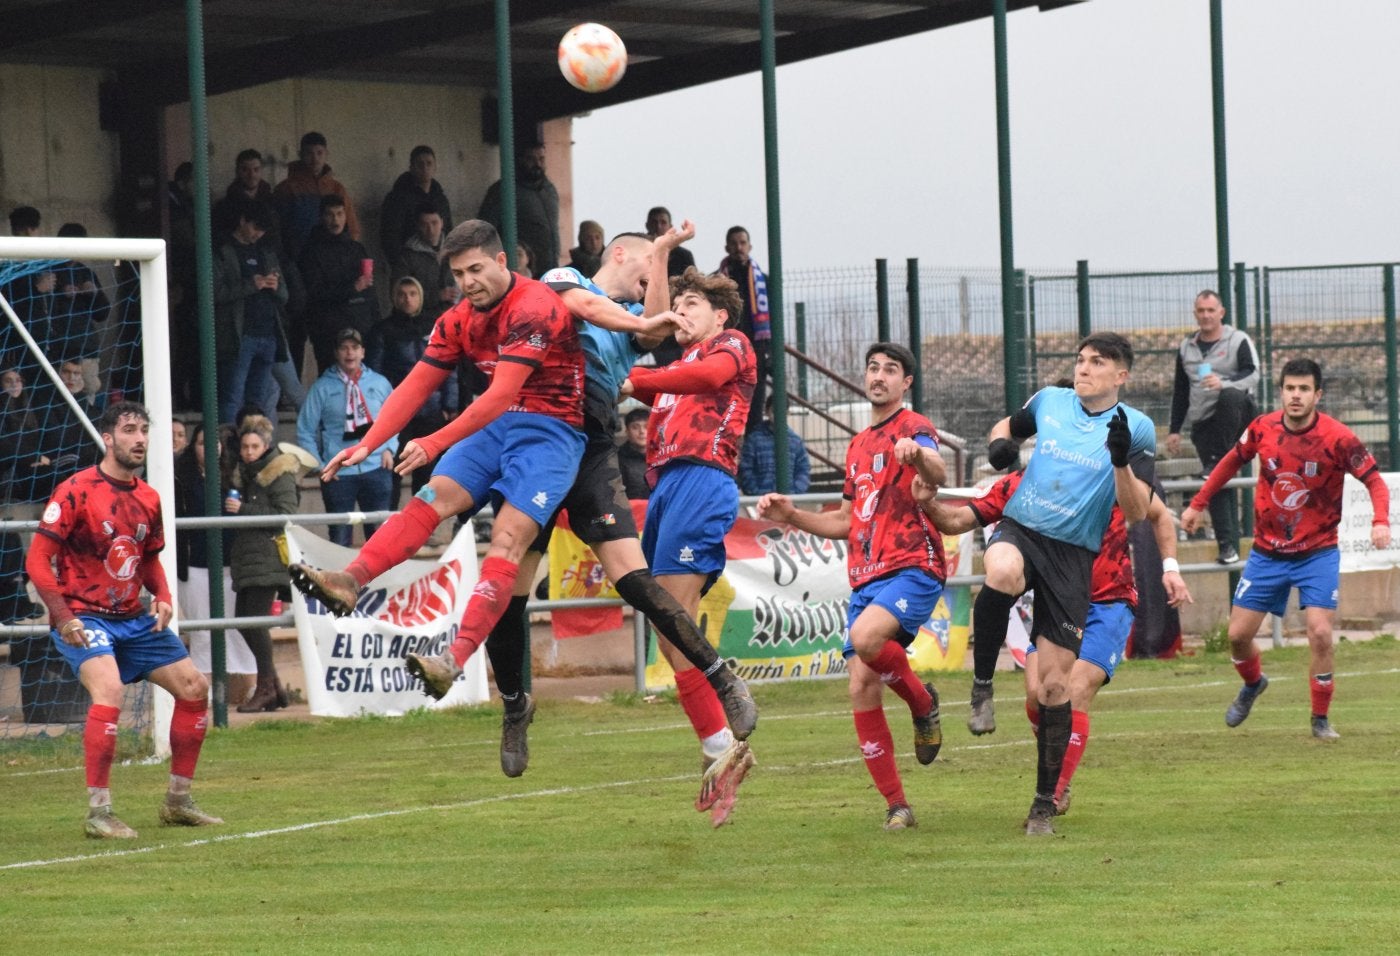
784,260,1400,481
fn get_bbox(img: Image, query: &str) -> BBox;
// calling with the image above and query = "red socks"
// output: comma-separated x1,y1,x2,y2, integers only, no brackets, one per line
853,708,905,808
84,704,121,788
866,642,932,717
348,498,441,586
1232,654,1263,686
1056,710,1090,800
674,666,728,740
449,556,519,666
1025,696,1040,734
169,698,209,779
1310,673,1334,718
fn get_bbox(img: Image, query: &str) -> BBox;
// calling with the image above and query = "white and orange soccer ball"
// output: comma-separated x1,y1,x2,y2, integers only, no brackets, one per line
557,22,627,93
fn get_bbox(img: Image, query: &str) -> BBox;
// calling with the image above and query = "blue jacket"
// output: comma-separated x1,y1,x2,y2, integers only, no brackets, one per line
738,421,811,496
296,365,398,476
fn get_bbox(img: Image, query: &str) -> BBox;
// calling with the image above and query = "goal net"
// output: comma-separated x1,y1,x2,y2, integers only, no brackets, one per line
0,237,175,761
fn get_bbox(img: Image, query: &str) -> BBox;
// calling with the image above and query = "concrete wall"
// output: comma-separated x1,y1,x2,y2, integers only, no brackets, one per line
0,64,120,234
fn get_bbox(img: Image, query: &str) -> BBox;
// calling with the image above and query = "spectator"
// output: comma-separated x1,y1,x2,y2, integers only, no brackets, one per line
47,222,111,399
225,414,300,713
1,206,55,376
300,195,375,374
214,199,291,423
212,149,281,250
478,139,560,272
567,220,605,277
515,242,535,279
365,277,457,504
32,360,104,494
297,328,397,547
380,144,453,267
174,421,257,706
1166,289,1260,565
391,203,455,324
716,225,772,431
646,206,696,277
739,396,811,496
617,406,650,500
274,131,360,260
172,418,189,457
0,367,45,621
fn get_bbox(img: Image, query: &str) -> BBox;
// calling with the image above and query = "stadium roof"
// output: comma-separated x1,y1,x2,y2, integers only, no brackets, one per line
0,0,1086,119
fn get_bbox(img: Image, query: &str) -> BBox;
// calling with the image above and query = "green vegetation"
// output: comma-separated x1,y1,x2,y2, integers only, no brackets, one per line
4,641,1399,955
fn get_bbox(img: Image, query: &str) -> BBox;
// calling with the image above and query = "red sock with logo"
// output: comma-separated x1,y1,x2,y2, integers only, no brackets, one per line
449,556,518,666
169,698,209,779
1232,654,1264,686
853,707,905,808
1310,673,1334,718
1056,710,1090,800
348,498,442,586
1026,696,1040,735
84,704,121,788
674,665,729,740
866,642,932,716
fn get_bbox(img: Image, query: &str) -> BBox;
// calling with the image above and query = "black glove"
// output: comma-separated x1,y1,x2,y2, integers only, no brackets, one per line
987,437,1019,471
1106,406,1131,468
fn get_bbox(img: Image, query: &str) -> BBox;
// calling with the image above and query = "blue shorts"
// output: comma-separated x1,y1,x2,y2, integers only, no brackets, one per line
642,462,738,591
432,412,585,529
1232,548,1340,615
52,614,189,685
1028,599,1134,682
842,569,945,659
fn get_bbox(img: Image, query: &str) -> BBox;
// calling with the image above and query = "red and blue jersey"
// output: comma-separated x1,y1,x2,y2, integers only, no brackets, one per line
843,408,947,589
35,466,166,619
423,273,584,429
972,470,1135,606
1198,411,1380,557
638,331,756,477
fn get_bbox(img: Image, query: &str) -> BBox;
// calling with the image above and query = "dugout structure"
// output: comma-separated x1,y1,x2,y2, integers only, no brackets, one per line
0,236,177,759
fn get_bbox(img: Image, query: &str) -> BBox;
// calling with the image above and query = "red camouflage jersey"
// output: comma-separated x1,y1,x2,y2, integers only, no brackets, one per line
971,471,1135,606
1195,410,1380,556
843,408,947,589
35,466,166,618
422,273,584,429
642,331,757,476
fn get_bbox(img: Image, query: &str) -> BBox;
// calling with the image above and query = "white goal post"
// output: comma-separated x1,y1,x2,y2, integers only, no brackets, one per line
0,236,177,756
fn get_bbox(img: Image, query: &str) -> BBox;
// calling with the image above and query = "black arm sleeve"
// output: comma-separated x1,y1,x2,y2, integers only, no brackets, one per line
1008,407,1037,440
1226,338,1257,382
1169,353,1190,433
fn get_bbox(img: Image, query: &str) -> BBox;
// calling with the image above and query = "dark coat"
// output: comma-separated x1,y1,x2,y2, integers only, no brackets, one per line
379,172,453,266
229,447,301,591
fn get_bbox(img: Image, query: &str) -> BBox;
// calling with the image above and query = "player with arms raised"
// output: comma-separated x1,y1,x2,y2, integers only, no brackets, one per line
26,402,222,839
1182,358,1390,738
759,343,947,831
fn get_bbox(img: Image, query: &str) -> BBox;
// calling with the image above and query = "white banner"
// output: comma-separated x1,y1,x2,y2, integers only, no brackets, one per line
1340,472,1400,572
286,524,490,717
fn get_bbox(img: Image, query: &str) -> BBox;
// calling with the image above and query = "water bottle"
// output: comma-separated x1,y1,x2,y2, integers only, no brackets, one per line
228,489,241,502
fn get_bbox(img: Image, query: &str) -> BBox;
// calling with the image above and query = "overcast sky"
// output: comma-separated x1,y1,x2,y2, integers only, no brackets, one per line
573,0,1398,273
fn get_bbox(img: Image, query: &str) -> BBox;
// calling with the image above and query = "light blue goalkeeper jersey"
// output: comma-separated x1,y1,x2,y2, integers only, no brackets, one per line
1003,386,1156,552
540,266,645,401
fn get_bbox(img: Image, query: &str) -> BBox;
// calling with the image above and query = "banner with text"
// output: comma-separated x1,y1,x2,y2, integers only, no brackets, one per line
1340,472,1400,571
287,524,490,716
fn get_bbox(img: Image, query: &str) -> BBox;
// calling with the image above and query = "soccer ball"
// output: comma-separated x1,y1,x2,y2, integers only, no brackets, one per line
557,22,627,93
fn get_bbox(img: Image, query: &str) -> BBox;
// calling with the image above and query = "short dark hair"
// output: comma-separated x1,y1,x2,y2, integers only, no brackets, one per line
415,201,442,220
97,400,150,436
726,225,749,244
300,131,327,152
624,407,649,427
1279,357,1322,389
233,198,273,231
440,219,503,262
1076,331,1135,371
319,194,346,212
647,206,671,221
235,148,262,167
865,342,918,377
1196,289,1223,305
669,267,743,329
607,231,651,248
409,144,435,163
56,222,87,238
9,206,40,233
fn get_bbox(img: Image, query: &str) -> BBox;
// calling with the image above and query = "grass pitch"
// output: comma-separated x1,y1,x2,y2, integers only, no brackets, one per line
4,638,1400,955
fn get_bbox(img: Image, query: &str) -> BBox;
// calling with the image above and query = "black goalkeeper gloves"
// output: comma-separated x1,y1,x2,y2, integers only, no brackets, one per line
1106,406,1131,467
987,437,1019,471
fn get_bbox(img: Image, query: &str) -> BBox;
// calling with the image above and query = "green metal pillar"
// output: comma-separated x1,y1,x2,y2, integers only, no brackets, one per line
994,0,1022,413
794,302,808,400
495,0,518,271
1385,266,1400,467
760,0,790,493
907,258,923,415
186,0,228,726
1234,260,1254,538
876,258,891,343
1210,0,1232,315
1076,259,1091,338
1233,261,1248,332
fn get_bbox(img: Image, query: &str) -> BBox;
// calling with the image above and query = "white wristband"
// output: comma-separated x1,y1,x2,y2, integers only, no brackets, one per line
1161,557,1180,574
